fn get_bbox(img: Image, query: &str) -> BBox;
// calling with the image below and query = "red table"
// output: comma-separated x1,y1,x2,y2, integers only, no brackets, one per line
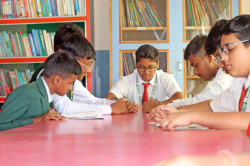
1,111,250,166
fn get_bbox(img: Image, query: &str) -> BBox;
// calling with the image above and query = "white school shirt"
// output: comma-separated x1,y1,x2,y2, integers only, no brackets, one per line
210,73,250,113
41,77,53,104
109,69,182,104
168,68,233,107
53,79,115,115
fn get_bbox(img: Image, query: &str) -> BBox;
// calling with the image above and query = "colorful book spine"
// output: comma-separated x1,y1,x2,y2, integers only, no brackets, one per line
12,33,21,56
19,30,27,56
56,0,62,16
22,33,32,57
28,0,35,17
38,29,47,56
31,29,40,56
23,0,29,17
11,0,18,18
9,30,17,57
70,0,75,16
2,0,7,18
46,0,52,16
2,31,11,57
18,0,25,17
0,33,7,57
36,29,44,56
40,0,47,17
75,0,79,15
50,0,57,16
14,0,20,17
0,1,2,18
17,33,25,56
0,69,7,96
46,33,53,53
62,0,67,16
6,0,12,18
28,33,36,56
13,69,20,87
43,30,52,55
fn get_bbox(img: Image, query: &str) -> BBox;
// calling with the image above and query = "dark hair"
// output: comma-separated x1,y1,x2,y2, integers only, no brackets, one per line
62,33,96,60
221,15,250,48
205,19,228,55
54,23,85,52
184,35,207,60
135,44,158,63
43,51,81,79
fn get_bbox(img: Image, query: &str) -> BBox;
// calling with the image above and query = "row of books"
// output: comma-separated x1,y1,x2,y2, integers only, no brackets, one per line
186,0,229,27
0,68,33,96
121,0,166,27
122,52,136,76
0,30,55,58
0,0,86,19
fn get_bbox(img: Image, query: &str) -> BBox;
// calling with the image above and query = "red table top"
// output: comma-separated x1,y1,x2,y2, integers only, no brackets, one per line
1,111,250,166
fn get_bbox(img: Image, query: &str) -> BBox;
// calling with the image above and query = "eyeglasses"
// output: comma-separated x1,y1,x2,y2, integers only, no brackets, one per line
218,40,250,57
137,66,157,72
213,53,223,64
77,59,95,72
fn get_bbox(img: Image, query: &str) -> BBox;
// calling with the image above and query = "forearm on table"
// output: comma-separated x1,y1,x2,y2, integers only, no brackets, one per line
180,100,212,110
189,111,250,131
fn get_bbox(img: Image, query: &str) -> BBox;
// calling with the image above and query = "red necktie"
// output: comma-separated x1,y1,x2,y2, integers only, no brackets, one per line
142,83,150,104
239,85,248,112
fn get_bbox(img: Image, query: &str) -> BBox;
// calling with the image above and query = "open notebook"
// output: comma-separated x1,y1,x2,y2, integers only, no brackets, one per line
148,122,209,130
61,110,103,119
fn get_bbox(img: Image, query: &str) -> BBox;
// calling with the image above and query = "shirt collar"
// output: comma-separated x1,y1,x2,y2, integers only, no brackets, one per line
41,77,53,103
215,68,223,78
137,71,157,86
244,73,250,89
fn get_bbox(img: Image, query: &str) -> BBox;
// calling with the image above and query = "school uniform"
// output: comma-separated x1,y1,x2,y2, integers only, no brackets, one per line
109,69,182,105
168,68,233,107
210,73,250,113
53,79,115,115
29,63,44,83
0,77,53,131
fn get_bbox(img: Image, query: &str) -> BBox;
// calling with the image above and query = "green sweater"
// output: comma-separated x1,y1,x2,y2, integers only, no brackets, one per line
0,77,50,131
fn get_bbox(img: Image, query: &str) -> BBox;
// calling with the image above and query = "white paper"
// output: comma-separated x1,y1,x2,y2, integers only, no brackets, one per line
148,122,209,130
61,110,103,119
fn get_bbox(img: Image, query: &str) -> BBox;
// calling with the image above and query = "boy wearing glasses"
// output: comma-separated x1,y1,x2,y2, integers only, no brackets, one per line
152,15,250,131
165,28,232,108
52,34,136,115
105,44,183,111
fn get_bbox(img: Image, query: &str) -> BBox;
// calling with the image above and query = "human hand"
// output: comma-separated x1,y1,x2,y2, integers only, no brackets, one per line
142,99,163,113
33,109,67,123
149,105,178,120
124,100,138,113
157,112,192,130
111,98,129,114
133,103,142,111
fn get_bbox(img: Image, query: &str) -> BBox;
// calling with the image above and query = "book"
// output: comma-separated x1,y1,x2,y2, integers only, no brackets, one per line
2,0,7,18
50,0,57,16
18,0,25,17
28,0,35,17
36,29,44,56
70,0,75,16
74,0,79,15
56,0,63,16
43,30,52,56
18,32,26,56
31,0,37,17
28,33,37,56
2,31,12,57
12,0,18,18
22,33,32,57
13,32,21,56
38,29,47,56
23,0,30,17
0,1,3,19
9,30,17,57
62,0,67,16
34,0,42,17
31,29,40,56
46,0,52,17
0,33,7,57
66,0,71,16
6,0,12,18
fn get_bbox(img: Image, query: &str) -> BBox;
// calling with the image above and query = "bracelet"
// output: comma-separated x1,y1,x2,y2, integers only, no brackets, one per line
217,149,236,166
111,97,118,101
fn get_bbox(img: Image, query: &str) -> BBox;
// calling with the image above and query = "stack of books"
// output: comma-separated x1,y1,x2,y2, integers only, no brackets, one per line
0,29,55,57
0,0,86,19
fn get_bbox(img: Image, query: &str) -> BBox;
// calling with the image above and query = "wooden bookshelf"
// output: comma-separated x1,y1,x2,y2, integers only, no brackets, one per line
119,0,169,43
119,49,170,77
183,0,232,42
0,0,91,103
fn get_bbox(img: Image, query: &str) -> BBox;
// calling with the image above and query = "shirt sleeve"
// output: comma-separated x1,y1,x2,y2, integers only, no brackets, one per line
0,87,33,131
73,80,115,105
210,86,236,112
109,78,129,98
53,94,112,115
163,74,182,98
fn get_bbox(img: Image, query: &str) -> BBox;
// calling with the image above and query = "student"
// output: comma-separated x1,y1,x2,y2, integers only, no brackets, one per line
166,33,232,108
105,44,183,112
153,15,250,131
153,150,250,166
30,23,84,83
205,19,229,74
52,34,136,115
0,51,82,131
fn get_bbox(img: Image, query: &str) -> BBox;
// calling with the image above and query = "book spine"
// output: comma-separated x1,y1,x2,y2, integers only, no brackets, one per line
31,0,37,17
19,30,27,56
11,0,18,17
43,30,52,55
62,0,67,16
22,34,32,57
14,0,20,17
9,30,17,57
50,0,57,16
17,33,25,56
34,0,42,17
199,0,211,26
36,29,44,56
31,29,40,56
46,0,52,16
70,0,74,16
38,29,47,56
23,0,29,17
56,0,62,16
13,69,20,87
0,33,7,57
2,0,7,18
40,0,48,17
66,0,71,16
28,0,35,17
75,0,79,15
46,33,53,53
0,1,2,19
28,33,36,56
2,31,11,57
0,69,7,95
12,33,21,56
18,0,25,17
6,0,12,18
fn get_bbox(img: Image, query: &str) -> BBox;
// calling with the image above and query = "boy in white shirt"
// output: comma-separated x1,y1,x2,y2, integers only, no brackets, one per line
105,44,183,112
53,34,136,115
167,32,232,108
153,15,250,131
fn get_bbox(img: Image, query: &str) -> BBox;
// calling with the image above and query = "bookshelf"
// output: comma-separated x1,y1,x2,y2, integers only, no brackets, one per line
119,0,169,43
183,0,232,42
119,49,170,77
0,0,91,103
